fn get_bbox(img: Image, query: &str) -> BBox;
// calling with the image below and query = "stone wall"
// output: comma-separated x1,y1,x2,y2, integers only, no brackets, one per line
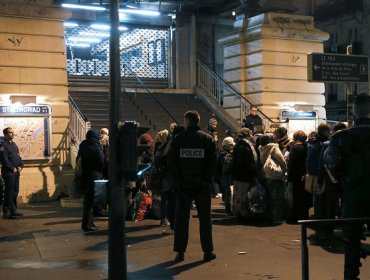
0,0,73,202
219,12,330,122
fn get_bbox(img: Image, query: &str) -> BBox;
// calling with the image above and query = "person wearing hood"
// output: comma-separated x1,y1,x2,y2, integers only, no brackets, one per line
77,130,104,232
259,133,287,223
324,94,370,280
231,127,258,220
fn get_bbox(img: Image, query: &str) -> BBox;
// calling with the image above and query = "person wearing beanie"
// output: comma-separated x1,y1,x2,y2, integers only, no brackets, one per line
274,126,293,161
77,130,104,232
324,93,370,280
138,133,154,164
207,113,218,134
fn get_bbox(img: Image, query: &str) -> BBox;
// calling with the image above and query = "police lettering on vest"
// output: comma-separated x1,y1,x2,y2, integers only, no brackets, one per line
180,148,205,158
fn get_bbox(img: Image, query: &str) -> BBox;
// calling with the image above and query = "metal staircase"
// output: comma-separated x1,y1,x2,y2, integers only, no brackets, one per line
196,59,284,132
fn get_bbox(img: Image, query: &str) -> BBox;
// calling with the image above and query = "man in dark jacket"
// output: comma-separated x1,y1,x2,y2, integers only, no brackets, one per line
168,110,217,263
77,130,104,232
324,94,370,280
242,106,263,134
0,127,24,219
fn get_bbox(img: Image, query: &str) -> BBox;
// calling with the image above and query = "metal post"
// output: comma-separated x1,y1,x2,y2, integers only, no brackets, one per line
301,224,309,280
346,44,353,123
108,0,126,279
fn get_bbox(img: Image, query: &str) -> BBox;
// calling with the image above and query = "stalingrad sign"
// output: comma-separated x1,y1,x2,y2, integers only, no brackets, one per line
308,53,369,83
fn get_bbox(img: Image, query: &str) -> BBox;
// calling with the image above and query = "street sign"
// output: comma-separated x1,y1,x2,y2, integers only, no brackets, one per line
308,52,369,83
281,110,317,119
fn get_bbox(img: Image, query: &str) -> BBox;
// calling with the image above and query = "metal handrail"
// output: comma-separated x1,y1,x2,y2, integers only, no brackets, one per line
68,95,91,145
197,59,286,128
298,217,370,280
122,64,178,124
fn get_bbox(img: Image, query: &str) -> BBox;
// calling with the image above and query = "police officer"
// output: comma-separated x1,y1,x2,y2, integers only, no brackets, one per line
0,127,24,219
324,94,370,280
169,110,217,262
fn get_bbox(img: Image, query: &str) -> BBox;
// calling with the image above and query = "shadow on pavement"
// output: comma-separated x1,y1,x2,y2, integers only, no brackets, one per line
0,230,49,242
128,259,204,280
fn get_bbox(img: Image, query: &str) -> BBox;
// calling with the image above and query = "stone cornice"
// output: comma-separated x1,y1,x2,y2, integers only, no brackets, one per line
0,1,71,20
219,12,329,46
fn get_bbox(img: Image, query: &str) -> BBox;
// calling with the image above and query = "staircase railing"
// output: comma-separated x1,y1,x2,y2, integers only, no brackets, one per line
197,59,284,130
122,64,178,125
68,95,91,145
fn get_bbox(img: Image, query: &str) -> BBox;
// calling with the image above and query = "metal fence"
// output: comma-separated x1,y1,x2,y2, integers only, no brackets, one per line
65,22,170,78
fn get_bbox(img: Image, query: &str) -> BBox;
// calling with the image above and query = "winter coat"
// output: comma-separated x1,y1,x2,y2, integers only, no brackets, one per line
287,142,307,182
259,143,287,180
306,133,327,176
242,114,263,133
77,132,104,190
168,125,216,189
231,138,258,183
324,118,370,216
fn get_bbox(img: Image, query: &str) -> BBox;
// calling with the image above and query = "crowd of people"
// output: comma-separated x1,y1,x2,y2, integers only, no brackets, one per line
73,95,370,279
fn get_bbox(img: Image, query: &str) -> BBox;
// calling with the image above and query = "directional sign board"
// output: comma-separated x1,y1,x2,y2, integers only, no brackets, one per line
308,53,369,83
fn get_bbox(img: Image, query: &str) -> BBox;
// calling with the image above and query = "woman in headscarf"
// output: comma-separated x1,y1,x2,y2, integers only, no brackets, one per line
258,133,287,223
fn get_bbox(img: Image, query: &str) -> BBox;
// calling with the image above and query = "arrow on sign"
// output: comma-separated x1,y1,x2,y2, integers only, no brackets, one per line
314,64,320,71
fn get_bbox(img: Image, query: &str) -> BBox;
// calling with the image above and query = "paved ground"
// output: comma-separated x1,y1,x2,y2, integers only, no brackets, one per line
0,199,369,280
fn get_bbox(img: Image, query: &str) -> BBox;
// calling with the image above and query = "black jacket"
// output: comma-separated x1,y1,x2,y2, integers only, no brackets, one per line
168,125,216,188
231,138,258,182
242,114,263,133
0,140,24,175
77,137,104,179
324,118,370,210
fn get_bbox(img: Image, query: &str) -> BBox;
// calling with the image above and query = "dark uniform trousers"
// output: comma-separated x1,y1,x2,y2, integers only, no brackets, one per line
174,182,213,253
3,172,20,215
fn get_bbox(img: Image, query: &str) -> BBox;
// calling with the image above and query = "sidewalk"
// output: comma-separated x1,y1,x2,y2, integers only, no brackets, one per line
0,199,369,280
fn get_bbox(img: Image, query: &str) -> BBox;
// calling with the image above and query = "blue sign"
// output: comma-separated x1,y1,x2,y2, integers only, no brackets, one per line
0,105,50,115
281,110,317,119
